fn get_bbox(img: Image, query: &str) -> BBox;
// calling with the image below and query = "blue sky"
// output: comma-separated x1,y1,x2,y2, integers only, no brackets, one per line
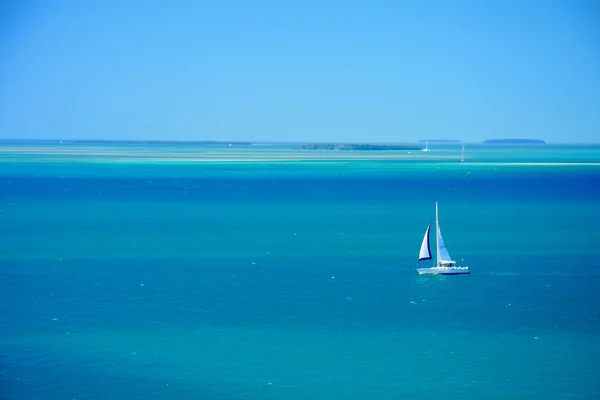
1,0,599,142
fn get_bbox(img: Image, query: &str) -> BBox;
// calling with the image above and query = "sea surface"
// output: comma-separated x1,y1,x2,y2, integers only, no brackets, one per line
1,142,599,399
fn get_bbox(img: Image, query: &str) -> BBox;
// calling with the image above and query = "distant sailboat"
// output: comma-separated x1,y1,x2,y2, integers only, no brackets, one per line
423,140,430,152
460,144,465,162
417,203,469,275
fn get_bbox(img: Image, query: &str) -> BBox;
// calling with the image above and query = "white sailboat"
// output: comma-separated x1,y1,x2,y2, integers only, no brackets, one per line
460,144,465,162
422,140,430,152
417,202,469,275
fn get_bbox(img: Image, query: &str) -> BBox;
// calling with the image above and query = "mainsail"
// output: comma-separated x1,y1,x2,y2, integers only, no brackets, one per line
436,226,452,262
418,223,432,261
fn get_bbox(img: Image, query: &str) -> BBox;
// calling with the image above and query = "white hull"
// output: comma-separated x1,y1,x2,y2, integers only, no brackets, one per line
417,266,469,275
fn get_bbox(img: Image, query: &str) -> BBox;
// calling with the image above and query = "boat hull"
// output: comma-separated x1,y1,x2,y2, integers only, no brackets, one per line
417,267,470,275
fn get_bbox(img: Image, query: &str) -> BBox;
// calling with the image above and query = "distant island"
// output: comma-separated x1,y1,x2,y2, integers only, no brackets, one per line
296,144,421,151
70,140,252,146
418,139,461,143
483,139,545,144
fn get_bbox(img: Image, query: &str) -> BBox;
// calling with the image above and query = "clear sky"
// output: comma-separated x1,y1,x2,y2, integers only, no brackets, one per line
1,0,599,143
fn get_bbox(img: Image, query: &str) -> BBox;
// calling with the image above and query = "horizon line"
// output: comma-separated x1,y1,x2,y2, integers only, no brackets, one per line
1,138,589,144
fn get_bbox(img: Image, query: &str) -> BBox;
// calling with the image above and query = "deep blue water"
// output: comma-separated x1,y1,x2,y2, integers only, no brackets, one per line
1,145,599,399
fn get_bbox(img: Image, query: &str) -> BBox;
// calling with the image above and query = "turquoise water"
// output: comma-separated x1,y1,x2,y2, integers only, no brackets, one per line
1,144,599,399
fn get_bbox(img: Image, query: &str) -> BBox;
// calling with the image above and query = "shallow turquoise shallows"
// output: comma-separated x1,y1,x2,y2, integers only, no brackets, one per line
1,143,599,399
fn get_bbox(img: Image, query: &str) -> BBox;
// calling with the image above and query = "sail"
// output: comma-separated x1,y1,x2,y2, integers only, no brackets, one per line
418,224,432,261
436,225,452,261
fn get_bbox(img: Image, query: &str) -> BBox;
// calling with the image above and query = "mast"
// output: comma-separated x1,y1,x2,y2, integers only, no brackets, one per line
435,202,440,267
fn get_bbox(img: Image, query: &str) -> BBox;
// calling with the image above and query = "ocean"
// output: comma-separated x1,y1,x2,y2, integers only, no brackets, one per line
1,142,599,399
